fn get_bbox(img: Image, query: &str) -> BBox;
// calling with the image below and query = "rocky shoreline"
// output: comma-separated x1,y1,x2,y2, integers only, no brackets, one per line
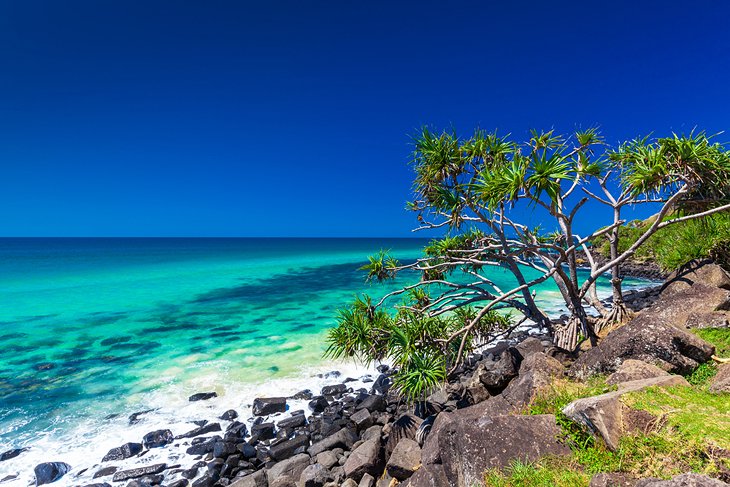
3,261,729,487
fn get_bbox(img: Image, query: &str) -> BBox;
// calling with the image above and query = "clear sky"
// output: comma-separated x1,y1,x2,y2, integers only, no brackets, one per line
1,1,729,237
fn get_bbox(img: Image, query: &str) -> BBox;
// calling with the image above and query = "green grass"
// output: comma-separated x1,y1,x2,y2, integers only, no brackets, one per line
505,376,730,483
686,362,719,387
623,385,730,450
692,327,730,357
595,212,730,272
483,458,590,487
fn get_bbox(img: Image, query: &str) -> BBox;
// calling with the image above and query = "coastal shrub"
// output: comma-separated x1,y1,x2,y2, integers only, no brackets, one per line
595,212,730,272
324,294,511,401
328,128,730,401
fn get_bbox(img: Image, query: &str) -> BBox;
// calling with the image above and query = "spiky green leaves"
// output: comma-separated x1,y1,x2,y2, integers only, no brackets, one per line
610,131,730,200
326,297,514,402
360,250,400,282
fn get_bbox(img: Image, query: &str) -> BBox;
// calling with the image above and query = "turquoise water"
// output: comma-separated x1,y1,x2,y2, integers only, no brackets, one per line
0,238,648,484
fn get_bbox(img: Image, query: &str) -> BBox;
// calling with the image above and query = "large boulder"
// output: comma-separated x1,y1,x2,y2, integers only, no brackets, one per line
420,395,513,466
385,414,423,455
501,352,565,408
403,463,450,487
684,311,730,329
437,414,570,486
265,453,310,485
343,440,382,481
269,434,310,461
299,463,332,487
563,375,689,451
571,320,715,379
386,438,421,481
710,363,730,393
662,260,730,295
34,462,72,486
477,348,520,391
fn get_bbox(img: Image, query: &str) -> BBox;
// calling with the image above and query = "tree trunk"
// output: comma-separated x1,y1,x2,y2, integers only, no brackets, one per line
595,207,633,333
554,293,595,351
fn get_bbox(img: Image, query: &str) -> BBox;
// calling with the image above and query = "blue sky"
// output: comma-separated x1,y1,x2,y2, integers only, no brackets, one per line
1,1,729,237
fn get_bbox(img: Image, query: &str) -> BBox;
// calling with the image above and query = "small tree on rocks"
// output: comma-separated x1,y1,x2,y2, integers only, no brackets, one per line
326,127,730,401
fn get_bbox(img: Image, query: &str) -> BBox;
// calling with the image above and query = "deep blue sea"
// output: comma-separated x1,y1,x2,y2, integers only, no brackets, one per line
0,238,649,485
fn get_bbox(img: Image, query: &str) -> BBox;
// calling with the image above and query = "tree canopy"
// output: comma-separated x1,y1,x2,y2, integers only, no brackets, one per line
326,127,730,402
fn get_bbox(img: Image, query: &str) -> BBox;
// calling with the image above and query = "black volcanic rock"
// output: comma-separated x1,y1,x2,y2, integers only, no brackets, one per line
252,397,286,416
142,429,173,448
189,392,217,402
176,422,222,439
308,396,328,413
34,462,72,486
112,464,167,482
219,409,238,421
0,448,29,461
101,442,143,462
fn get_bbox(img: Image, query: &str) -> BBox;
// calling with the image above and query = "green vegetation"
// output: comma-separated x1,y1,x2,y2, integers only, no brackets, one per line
692,327,730,357
324,294,511,401
686,362,719,387
595,213,730,272
511,378,730,483
483,458,590,487
327,128,730,401
623,386,730,450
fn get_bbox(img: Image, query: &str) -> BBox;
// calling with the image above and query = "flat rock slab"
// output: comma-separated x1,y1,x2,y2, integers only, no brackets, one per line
563,375,689,451
308,427,358,457
438,414,570,487
606,359,670,385
189,392,217,401
112,463,167,482
175,422,222,439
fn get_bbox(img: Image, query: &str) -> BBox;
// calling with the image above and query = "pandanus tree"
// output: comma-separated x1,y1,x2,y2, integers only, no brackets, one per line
326,127,730,401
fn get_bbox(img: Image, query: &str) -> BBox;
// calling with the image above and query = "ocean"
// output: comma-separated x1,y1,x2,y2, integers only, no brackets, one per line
0,238,649,485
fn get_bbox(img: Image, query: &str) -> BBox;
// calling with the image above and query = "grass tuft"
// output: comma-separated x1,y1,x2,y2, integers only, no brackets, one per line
483,458,590,487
